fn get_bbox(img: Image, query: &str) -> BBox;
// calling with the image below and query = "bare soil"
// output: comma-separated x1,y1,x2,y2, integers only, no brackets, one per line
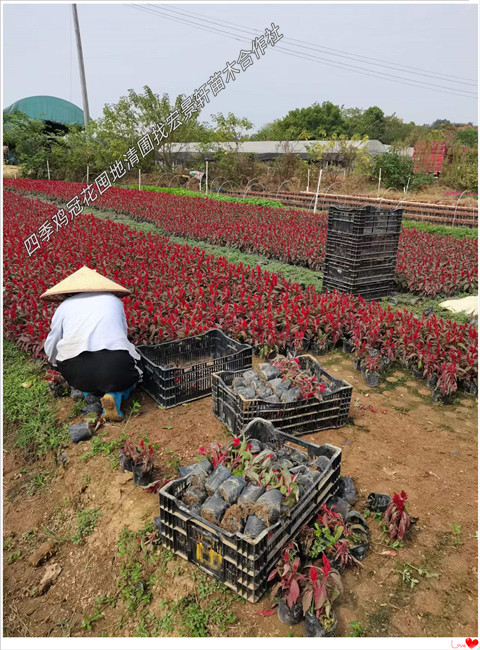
3,350,478,638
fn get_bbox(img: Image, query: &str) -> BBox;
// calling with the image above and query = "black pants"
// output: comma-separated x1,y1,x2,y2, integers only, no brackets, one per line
57,349,141,397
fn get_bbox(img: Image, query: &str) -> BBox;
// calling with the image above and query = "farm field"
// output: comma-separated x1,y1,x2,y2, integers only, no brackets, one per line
3,341,478,638
5,179,478,297
3,181,478,639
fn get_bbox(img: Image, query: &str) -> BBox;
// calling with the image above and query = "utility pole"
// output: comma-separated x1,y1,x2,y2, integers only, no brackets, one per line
72,4,90,126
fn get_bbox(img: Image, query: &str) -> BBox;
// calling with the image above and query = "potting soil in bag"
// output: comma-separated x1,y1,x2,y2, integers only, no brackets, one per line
189,502,201,516
69,423,92,443
242,369,257,383
237,483,266,507
264,395,281,404
290,464,309,475
258,363,281,382
247,438,263,454
205,465,232,495
178,464,196,477
221,504,247,534
252,489,283,525
182,486,207,506
326,495,349,519
314,455,330,473
266,378,283,392
281,387,302,402
275,380,292,399
217,476,247,504
200,494,229,525
190,463,212,490
243,514,267,539
337,476,356,505
237,386,256,400
287,448,309,465
257,387,273,400
232,377,245,390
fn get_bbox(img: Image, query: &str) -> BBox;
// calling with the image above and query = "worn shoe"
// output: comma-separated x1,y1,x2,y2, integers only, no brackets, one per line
100,393,123,422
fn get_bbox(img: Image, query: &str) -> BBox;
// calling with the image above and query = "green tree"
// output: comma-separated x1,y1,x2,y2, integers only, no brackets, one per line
3,110,54,178
93,86,212,171
455,128,478,148
441,142,478,191
356,106,386,141
253,102,346,140
372,150,433,191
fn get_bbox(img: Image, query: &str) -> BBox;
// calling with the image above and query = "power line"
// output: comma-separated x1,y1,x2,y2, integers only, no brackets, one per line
128,4,477,99
142,5,477,88
154,3,477,86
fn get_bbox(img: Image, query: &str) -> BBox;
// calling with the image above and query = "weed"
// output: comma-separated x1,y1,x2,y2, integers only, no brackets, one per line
346,620,366,637
3,536,15,551
72,508,100,545
3,339,69,458
117,526,155,614
7,551,22,564
83,475,91,485
176,593,236,637
81,430,128,467
396,562,440,589
69,400,85,418
166,448,181,473
81,611,104,631
451,522,464,547
21,530,37,549
26,469,53,495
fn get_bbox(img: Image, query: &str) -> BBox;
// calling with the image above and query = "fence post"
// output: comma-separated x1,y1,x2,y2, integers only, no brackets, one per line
313,169,323,214
206,160,209,196
86,164,89,183
377,168,382,197
139,169,141,191
47,159,50,181
306,168,310,193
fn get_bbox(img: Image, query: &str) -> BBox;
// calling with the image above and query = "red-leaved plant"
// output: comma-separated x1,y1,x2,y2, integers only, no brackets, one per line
302,553,342,629
268,547,305,609
383,490,412,540
121,437,155,471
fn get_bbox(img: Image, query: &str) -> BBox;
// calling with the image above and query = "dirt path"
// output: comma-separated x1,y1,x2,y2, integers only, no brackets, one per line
3,350,478,638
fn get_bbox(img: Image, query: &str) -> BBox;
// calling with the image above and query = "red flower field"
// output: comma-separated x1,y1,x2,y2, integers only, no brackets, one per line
5,179,477,297
3,190,477,398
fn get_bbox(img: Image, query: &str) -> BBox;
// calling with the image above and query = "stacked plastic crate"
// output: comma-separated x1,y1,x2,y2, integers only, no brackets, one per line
322,205,403,300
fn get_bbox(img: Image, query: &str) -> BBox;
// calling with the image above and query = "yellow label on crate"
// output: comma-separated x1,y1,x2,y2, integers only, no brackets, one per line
196,541,223,571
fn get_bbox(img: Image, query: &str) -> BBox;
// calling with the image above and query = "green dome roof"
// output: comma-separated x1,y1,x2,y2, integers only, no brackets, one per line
3,95,84,126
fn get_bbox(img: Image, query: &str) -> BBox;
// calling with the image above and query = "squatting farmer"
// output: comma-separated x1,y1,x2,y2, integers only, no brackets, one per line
42,266,142,421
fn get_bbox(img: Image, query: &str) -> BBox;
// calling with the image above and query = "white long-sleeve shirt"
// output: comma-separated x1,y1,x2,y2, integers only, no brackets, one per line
44,292,141,366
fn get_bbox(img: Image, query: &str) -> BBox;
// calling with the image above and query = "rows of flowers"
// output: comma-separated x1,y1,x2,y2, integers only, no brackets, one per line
5,179,477,297
3,191,477,398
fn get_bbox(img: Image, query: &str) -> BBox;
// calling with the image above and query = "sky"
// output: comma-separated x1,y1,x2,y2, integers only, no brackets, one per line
2,2,478,131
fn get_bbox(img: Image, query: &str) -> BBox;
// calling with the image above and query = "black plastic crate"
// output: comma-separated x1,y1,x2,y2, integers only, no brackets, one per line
324,260,396,284
326,236,400,262
322,282,395,301
157,419,341,603
212,355,352,437
136,329,252,408
327,205,403,236
326,250,397,268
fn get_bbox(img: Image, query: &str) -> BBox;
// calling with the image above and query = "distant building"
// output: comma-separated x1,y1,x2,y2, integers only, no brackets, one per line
3,95,84,129
167,139,391,165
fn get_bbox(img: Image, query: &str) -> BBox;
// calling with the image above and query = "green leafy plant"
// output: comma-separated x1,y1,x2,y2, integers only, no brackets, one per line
397,562,440,589
347,620,366,637
7,550,22,564
72,508,100,545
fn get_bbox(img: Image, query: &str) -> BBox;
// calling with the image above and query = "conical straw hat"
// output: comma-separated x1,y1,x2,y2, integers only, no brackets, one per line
40,266,131,302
